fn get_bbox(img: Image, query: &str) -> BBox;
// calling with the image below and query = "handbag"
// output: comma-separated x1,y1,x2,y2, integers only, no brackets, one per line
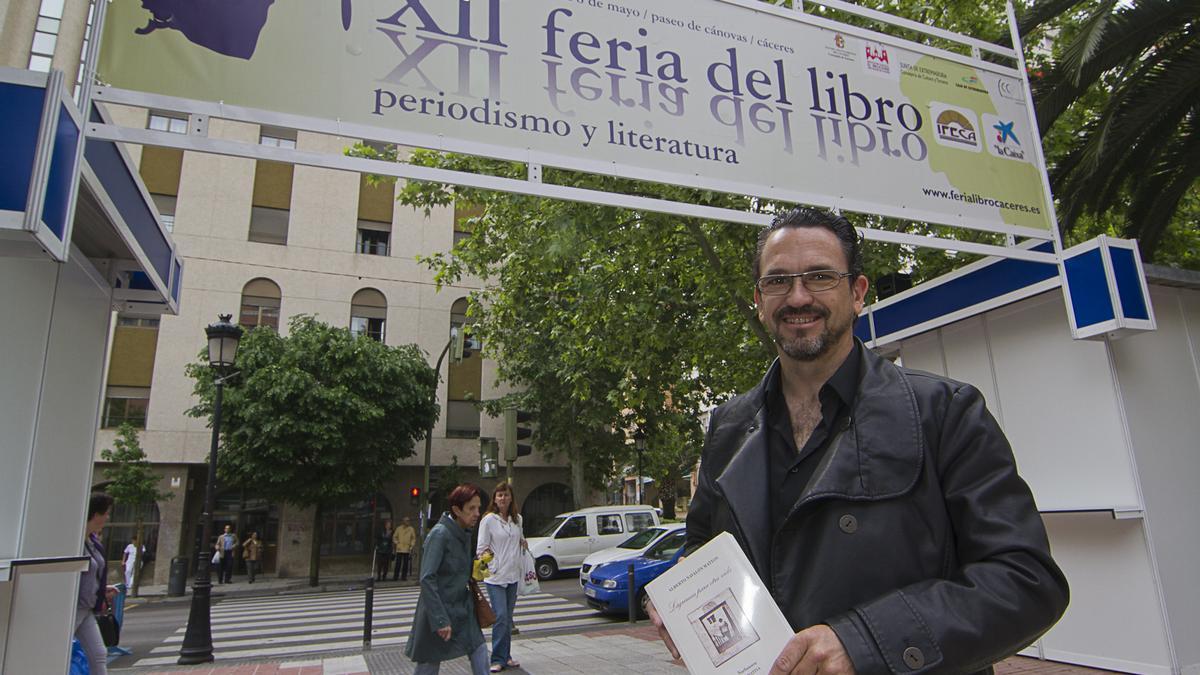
518,550,540,596
469,578,496,629
212,550,221,565
96,610,120,647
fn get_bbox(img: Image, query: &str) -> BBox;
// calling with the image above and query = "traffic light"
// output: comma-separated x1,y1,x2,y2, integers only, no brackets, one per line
479,437,499,478
409,487,420,506
503,408,534,462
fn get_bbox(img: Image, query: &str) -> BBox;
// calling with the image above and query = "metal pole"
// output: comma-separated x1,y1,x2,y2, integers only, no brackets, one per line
636,448,643,505
506,459,514,487
178,378,223,664
627,563,637,624
416,338,454,563
363,576,375,646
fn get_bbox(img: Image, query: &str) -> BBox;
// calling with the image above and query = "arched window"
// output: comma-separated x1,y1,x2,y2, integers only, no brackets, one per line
319,493,393,556
350,288,387,342
239,278,281,330
446,298,482,437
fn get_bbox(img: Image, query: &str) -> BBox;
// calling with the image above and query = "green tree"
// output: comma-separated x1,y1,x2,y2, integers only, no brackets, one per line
1022,0,1200,263
101,423,172,597
185,315,438,586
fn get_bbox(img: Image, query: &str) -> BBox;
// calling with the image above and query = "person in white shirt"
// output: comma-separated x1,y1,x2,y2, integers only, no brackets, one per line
475,483,526,672
121,535,145,588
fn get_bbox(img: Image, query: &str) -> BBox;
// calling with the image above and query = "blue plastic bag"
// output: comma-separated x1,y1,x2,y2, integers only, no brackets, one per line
69,637,90,675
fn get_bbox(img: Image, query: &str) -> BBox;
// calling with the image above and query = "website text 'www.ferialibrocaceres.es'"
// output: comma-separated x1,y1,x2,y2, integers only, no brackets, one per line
921,187,1042,214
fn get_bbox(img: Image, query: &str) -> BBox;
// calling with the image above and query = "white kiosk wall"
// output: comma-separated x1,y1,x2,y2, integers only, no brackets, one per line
0,252,114,674
895,287,1194,674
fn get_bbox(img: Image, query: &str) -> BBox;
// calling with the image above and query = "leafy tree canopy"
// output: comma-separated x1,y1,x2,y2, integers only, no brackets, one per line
102,423,173,509
185,315,439,509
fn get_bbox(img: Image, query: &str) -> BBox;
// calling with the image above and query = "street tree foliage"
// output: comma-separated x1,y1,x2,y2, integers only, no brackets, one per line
1019,0,1200,262
101,423,172,596
185,315,438,585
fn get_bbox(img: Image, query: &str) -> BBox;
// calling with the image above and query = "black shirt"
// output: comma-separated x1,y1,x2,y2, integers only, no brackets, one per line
764,342,861,538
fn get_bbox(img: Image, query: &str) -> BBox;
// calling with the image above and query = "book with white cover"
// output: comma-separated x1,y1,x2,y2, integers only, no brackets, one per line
645,532,794,675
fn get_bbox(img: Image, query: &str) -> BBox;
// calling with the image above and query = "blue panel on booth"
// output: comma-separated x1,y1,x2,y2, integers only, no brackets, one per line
42,104,81,241
1109,247,1149,320
84,138,172,282
854,319,871,342
1063,248,1114,329
872,246,1057,339
0,83,44,214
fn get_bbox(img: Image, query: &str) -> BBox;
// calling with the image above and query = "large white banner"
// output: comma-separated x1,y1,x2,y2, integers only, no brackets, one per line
98,0,1052,235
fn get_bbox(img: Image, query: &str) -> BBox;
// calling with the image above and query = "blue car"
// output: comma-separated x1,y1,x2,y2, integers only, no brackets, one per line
584,527,687,617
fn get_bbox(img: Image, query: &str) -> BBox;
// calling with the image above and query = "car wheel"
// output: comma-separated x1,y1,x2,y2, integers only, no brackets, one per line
637,590,651,619
535,557,557,581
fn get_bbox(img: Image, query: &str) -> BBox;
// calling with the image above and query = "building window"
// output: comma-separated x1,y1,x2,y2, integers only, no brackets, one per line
357,174,393,256
446,298,482,438
249,161,292,244
27,0,64,72
454,203,482,246
320,494,393,556
240,278,281,330
117,316,160,328
151,194,176,233
102,392,150,429
148,113,188,135
259,128,296,149
350,288,387,342
356,224,390,256
100,500,161,577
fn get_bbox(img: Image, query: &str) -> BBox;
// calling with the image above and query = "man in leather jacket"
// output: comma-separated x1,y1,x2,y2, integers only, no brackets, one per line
650,207,1068,674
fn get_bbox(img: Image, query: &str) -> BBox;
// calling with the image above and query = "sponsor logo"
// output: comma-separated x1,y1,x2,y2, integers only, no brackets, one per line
825,32,855,62
930,103,981,152
863,41,892,76
962,75,981,85
998,79,1025,102
983,114,1028,161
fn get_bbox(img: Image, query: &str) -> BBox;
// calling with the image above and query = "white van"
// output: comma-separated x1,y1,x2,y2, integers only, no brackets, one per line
525,505,661,580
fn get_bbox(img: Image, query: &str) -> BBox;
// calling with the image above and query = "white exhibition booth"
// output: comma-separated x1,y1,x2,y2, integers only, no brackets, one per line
857,249,1199,674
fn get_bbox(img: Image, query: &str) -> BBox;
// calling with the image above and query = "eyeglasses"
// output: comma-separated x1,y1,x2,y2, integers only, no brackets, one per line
756,270,852,295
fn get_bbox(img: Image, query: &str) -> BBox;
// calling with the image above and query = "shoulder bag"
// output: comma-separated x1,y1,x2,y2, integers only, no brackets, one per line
469,578,496,629
96,609,120,647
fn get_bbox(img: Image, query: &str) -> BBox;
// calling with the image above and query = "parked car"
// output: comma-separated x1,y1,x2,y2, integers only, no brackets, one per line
583,527,688,618
579,522,686,588
526,505,660,580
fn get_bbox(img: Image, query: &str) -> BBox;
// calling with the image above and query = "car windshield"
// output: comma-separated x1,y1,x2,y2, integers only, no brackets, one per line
618,527,665,550
644,531,687,560
534,516,565,538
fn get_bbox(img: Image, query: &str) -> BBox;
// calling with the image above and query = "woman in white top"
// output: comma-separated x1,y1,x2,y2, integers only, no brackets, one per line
475,483,526,672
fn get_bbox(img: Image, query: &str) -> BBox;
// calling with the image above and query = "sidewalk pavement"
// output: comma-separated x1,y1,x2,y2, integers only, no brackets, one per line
119,624,1115,675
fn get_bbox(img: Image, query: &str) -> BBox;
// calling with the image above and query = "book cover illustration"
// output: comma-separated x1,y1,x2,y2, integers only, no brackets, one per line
688,587,761,667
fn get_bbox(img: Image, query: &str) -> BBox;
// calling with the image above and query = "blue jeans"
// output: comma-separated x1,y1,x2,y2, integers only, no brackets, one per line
413,642,489,674
485,581,519,666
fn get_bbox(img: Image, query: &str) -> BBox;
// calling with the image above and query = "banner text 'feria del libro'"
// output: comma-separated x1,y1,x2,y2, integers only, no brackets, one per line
98,0,1052,235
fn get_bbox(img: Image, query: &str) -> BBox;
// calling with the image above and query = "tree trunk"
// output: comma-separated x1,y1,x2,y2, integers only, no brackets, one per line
568,440,586,510
309,503,323,587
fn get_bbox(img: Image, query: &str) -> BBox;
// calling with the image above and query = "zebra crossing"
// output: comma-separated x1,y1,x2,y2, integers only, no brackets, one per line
133,585,619,667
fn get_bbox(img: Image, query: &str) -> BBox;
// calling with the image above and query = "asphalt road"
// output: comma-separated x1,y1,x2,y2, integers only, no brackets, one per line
113,575,595,668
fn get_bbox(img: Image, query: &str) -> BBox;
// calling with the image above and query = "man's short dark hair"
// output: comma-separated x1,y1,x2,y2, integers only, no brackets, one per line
752,207,864,282
88,493,114,520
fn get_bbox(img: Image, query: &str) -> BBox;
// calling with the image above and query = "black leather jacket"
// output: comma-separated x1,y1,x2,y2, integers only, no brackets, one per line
686,343,1069,674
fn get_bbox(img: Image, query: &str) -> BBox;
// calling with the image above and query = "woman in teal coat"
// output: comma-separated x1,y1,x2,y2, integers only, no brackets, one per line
405,484,489,674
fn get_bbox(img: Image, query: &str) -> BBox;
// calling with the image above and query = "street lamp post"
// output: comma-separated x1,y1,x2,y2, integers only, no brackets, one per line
178,315,242,665
633,429,647,506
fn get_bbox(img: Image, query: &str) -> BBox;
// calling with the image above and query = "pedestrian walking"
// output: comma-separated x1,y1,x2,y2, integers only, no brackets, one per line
376,519,394,581
75,493,118,675
393,516,416,581
405,484,489,675
215,524,236,583
121,534,145,589
241,531,262,583
476,482,525,672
